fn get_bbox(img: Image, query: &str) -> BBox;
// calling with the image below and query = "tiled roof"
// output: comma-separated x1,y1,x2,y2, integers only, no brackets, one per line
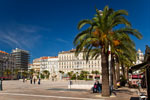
0,50,9,54
59,49,76,54
48,56,58,58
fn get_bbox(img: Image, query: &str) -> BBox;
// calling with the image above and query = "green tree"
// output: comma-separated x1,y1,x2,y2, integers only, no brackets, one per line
74,6,142,96
92,70,100,75
67,71,74,79
79,71,89,80
110,33,138,88
43,70,50,79
4,69,11,78
13,69,19,79
29,69,35,76
22,71,28,78
59,70,64,79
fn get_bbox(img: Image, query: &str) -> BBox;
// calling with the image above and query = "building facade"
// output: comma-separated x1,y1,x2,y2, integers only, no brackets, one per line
11,48,30,71
133,49,144,74
58,49,102,77
31,58,41,72
0,50,16,78
30,56,58,80
136,49,144,64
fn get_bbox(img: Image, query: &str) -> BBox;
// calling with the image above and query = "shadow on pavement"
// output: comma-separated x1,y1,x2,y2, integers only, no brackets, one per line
130,97,139,100
114,89,135,95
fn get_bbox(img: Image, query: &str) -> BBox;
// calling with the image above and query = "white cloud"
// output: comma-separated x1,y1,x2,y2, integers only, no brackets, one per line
56,38,69,44
0,23,45,49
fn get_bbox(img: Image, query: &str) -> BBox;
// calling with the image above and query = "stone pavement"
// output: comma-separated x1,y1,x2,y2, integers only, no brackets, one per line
0,80,140,100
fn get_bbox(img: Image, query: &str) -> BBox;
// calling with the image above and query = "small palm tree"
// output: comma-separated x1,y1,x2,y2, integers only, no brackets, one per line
22,71,28,78
13,69,19,79
29,69,35,76
43,70,50,79
92,70,100,75
67,71,74,79
59,70,64,79
4,69,11,78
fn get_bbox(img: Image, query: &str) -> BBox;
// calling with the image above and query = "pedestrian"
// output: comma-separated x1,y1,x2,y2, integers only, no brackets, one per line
137,80,141,93
30,76,32,84
97,81,101,93
23,77,25,83
38,78,41,85
34,78,36,84
93,80,98,93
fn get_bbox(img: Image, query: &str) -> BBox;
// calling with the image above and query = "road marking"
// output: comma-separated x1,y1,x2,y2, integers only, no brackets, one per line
0,92,104,100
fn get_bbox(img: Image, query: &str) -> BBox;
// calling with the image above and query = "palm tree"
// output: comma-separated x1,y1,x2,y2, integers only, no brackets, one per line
74,6,142,96
29,69,35,76
67,71,74,79
59,70,64,79
22,71,28,78
4,69,11,78
43,70,50,79
13,69,19,79
110,33,138,88
79,71,89,80
92,70,100,75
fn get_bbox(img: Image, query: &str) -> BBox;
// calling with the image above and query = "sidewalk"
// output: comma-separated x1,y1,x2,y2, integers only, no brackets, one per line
104,87,139,100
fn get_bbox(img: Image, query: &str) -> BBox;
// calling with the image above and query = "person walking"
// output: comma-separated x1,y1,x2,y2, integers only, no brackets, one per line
23,77,25,83
33,75,37,84
33,78,36,84
30,76,32,84
38,78,41,85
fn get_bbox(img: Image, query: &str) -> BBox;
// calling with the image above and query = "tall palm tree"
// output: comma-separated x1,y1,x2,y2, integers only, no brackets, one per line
111,33,138,88
74,6,142,96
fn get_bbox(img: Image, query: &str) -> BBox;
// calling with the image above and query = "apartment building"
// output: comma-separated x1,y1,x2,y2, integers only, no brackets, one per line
30,56,58,79
58,49,102,75
0,50,16,78
11,48,30,71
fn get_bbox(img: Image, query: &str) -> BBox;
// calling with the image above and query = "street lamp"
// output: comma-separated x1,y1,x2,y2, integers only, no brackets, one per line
0,56,8,91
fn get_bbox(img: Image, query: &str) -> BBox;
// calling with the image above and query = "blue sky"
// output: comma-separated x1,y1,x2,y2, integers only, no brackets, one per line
0,0,149,62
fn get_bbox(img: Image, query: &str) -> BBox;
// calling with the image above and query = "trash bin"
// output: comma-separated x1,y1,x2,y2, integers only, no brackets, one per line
0,79,2,91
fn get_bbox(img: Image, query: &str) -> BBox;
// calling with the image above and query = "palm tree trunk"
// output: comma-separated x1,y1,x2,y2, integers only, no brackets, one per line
121,63,126,79
125,67,129,81
116,62,120,81
111,55,117,89
102,48,110,96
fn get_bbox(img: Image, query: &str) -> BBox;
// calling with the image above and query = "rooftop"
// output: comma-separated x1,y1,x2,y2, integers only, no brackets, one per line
0,50,9,54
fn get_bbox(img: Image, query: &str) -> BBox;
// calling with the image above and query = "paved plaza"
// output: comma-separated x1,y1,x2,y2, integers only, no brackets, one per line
0,80,139,100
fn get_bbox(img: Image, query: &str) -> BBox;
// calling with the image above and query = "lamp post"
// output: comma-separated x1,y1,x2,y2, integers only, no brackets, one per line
0,56,8,91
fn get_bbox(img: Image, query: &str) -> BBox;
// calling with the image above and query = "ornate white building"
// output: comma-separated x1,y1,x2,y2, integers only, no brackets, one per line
58,49,102,75
136,49,144,64
30,56,58,79
133,49,144,74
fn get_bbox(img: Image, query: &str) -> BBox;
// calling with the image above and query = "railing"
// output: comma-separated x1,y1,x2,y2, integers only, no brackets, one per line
70,80,95,85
